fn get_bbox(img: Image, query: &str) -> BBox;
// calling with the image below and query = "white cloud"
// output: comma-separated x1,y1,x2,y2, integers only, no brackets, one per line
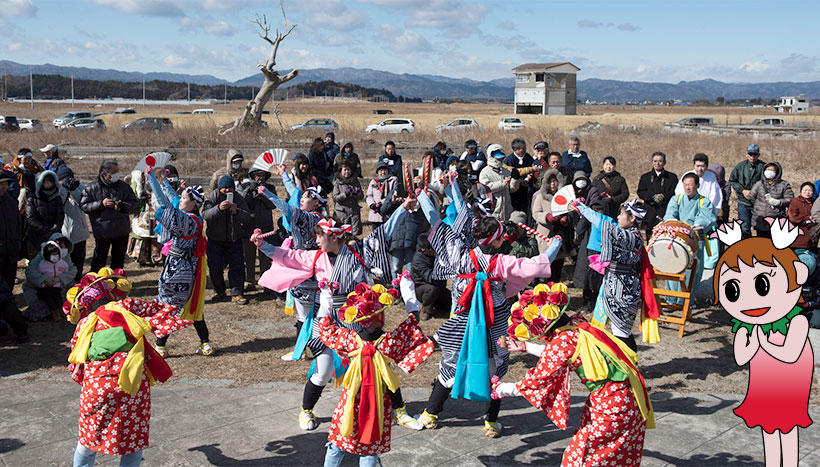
375,24,432,54
292,0,368,31
95,0,185,17
739,61,770,73
362,0,486,37
7,42,24,52
578,19,640,32
577,19,603,28
0,0,36,16
163,54,191,67
616,23,640,31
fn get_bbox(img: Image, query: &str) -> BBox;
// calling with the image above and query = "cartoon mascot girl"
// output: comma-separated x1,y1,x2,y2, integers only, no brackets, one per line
712,219,813,467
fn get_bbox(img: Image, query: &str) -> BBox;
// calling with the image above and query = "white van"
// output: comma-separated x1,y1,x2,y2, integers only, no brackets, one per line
192,108,214,115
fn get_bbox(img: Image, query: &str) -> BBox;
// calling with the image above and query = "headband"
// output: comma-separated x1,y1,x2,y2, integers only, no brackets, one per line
185,185,204,204
317,218,352,240
623,199,646,220
305,186,328,203
478,219,504,246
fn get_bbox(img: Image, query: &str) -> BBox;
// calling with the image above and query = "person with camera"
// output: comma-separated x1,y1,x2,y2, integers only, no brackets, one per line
504,211,539,259
203,176,251,305
237,166,278,292
80,159,138,271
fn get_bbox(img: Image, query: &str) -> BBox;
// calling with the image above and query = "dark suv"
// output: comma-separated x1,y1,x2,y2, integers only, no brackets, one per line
0,116,20,131
122,117,173,131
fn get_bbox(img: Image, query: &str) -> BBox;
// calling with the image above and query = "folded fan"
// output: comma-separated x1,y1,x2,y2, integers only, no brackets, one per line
251,149,289,172
134,152,172,172
550,184,576,216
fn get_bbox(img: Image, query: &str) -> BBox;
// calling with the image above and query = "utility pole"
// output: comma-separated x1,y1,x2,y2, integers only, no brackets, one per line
187,82,190,102
224,84,227,104
29,67,33,109
71,74,75,107
142,80,146,107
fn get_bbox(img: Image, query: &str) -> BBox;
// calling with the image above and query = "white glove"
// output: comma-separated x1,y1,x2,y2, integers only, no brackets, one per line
494,382,521,399
399,273,421,316
317,284,333,319
767,197,779,207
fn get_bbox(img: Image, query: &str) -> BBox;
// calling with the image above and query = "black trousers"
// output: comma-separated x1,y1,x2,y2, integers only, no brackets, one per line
207,239,245,296
90,235,128,271
71,240,87,282
415,281,451,317
0,275,27,338
243,238,272,283
0,254,17,290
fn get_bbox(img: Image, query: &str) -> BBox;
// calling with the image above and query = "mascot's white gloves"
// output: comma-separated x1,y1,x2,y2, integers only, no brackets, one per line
396,271,421,316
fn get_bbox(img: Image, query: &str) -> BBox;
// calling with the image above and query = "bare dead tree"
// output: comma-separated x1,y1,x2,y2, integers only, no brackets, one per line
221,2,297,135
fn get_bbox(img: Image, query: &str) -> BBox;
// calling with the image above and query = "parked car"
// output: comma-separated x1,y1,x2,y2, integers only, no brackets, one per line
677,117,713,127
436,118,479,133
174,111,191,114
122,117,174,131
53,111,92,128
113,108,136,114
373,109,393,115
192,108,214,115
752,117,786,126
0,115,20,132
366,118,415,134
18,118,43,132
290,118,339,132
497,116,525,131
59,118,106,131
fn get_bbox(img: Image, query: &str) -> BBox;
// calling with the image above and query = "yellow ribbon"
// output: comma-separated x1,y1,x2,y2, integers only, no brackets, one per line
565,326,655,429
67,303,155,396
339,335,400,440
181,255,208,321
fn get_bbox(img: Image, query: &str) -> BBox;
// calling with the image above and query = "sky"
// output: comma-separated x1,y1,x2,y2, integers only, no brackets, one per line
2,0,819,84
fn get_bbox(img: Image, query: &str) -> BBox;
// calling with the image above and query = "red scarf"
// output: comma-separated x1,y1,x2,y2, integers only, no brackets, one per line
456,250,500,327
357,342,379,444
639,247,660,319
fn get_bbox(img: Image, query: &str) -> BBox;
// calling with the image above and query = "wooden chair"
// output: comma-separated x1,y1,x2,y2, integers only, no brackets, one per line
648,259,698,338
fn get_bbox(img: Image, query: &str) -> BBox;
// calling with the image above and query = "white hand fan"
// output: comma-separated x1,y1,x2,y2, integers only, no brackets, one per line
550,184,577,216
251,148,289,172
135,152,172,172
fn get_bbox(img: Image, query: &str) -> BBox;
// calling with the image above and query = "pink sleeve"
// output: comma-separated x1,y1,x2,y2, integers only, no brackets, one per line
258,248,324,292
494,254,551,298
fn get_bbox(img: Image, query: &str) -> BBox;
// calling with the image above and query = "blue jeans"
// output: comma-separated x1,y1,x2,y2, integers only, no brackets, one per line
73,442,142,467
324,442,381,467
737,203,753,238
390,247,414,278
796,249,817,275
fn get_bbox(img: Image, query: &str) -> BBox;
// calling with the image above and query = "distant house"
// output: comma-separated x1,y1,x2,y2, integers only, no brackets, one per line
513,62,579,115
776,96,809,113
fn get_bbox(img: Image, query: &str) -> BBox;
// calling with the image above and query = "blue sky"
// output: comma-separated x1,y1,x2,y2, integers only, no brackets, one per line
2,0,818,83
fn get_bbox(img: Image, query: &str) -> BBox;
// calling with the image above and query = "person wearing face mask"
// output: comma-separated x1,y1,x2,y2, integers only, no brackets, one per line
748,161,793,238
479,144,520,222
531,168,572,281
209,149,248,191
23,235,75,321
80,159,139,271
24,170,64,259
55,165,89,282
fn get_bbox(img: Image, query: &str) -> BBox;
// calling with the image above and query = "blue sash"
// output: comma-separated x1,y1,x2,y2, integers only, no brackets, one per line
451,271,491,401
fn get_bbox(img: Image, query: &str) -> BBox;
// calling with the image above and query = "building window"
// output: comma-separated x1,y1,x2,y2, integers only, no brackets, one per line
535,73,544,82
516,74,530,83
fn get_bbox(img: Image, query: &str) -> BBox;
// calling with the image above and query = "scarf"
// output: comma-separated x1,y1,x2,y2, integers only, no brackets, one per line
340,335,399,444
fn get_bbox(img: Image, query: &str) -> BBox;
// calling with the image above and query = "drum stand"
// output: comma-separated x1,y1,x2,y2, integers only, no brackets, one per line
647,259,698,338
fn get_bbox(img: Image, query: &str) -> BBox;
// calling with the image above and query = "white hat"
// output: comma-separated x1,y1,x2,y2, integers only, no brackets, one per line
39,144,57,153
486,143,505,159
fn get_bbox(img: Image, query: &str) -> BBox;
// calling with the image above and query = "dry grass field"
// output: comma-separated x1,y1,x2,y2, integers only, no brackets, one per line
1,100,818,402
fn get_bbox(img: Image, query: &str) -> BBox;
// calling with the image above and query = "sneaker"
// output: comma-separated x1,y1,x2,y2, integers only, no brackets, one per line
196,342,214,356
244,283,257,292
483,420,502,438
299,408,318,430
232,295,248,305
210,293,228,303
156,345,167,357
415,410,438,430
280,351,294,361
394,406,423,430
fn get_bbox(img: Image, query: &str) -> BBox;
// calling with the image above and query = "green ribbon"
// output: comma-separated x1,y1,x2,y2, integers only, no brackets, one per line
731,306,802,337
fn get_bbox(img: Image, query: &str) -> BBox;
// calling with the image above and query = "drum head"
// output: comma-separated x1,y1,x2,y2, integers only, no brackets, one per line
648,237,694,274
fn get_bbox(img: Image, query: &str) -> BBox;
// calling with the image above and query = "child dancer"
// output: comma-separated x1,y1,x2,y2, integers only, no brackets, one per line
412,180,562,437
493,309,654,465
66,277,191,466
317,274,433,466
144,167,209,356
253,197,421,431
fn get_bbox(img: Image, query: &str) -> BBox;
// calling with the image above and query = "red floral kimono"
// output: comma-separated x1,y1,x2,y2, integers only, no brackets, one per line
68,298,191,455
515,318,653,467
318,315,433,456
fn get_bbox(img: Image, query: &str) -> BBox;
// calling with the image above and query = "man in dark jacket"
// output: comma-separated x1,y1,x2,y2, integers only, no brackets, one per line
410,234,451,320
236,167,277,293
80,160,138,270
637,151,678,237
25,170,64,259
203,175,251,305
377,141,403,178
503,138,538,214
0,171,23,288
561,136,592,177
729,143,766,238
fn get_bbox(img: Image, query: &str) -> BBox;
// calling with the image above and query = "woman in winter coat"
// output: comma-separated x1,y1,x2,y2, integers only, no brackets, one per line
333,143,362,179
366,163,398,226
531,168,572,281
331,161,364,235
787,182,817,274
592,156,629,218
25,170,64,259
748,161,793,237
55,165,90,281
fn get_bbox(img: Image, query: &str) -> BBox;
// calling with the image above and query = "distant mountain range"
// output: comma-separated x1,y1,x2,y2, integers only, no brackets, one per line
2,60,818,102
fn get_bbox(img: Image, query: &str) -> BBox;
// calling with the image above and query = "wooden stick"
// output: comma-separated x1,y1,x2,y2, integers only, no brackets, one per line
517,223,551,242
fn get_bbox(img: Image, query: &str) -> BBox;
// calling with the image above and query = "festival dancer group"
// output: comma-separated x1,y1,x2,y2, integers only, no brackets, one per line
62,150,658,466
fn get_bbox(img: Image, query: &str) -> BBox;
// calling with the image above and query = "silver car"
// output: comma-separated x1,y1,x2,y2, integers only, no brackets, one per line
59,118,106,131
436,118,479,133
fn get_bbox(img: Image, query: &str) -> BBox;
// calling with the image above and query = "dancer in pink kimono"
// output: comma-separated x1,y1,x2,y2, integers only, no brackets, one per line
252,197,424,431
